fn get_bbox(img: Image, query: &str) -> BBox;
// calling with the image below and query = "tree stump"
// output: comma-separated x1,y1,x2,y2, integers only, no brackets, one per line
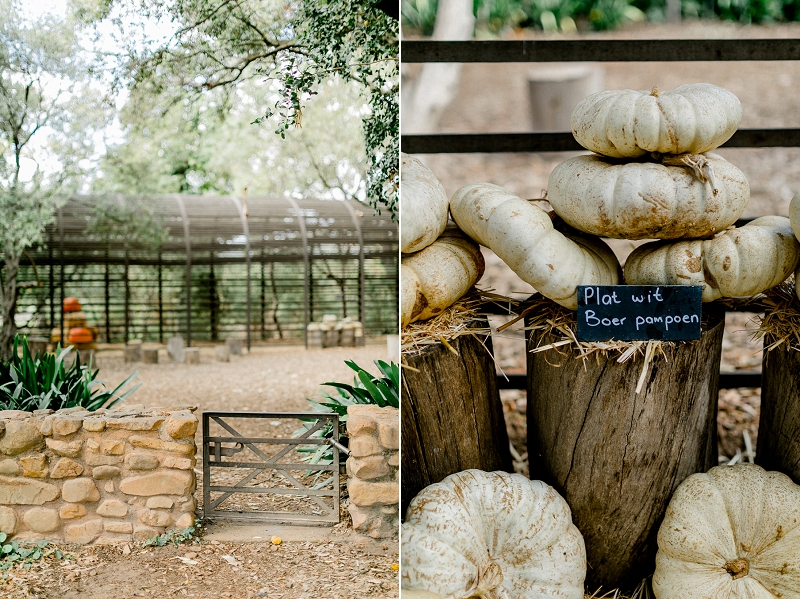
401,319,511,517
185,348,200,364
142,348,159,364
757,338,800,483
526,306,724,592
215,345,230,362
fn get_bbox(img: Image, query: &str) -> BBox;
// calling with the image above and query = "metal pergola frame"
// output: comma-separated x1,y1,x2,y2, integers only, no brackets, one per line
402,37,800,390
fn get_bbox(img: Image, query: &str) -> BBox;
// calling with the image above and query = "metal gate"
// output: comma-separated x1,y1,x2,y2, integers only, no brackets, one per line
202,411,343,524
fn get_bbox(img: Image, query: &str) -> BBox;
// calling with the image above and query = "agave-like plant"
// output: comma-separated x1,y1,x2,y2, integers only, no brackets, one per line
296,359,399,465
0,335,139,412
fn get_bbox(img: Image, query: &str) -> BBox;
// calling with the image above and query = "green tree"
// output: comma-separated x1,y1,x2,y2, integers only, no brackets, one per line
0,1,107,359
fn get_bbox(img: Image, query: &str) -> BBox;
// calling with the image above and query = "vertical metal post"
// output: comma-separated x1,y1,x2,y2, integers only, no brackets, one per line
209,244,217,341
48,241,54,329
202,412,210,519
260,252,266,340
175,196,192,347
58,207,64,346
124,246,130,343
284,198,309,347
343,201,366,329
229,197,251,351
158,251,163,343
104,246,110,343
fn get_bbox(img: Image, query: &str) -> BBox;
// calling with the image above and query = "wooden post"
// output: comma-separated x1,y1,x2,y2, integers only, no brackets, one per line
526,307,724,592
401,319,512,517
757,339,800,483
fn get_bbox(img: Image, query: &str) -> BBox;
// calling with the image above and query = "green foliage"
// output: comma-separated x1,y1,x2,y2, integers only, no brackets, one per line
0,335,139,412
296,359,399,464
0,534,66,572
143,526,201,547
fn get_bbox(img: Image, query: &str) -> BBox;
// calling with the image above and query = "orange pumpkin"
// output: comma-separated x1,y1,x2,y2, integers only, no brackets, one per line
67,327,93,344
63,298,82,313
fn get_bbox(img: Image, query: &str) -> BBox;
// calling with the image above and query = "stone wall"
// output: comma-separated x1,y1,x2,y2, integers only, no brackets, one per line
345,405,398,538
0,405,198,544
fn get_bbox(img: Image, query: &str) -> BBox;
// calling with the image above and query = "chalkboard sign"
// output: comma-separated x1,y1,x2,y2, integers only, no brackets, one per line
577,285,703,342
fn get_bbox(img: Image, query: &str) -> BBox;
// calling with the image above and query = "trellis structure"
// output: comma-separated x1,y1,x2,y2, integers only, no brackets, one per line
14,195,398,347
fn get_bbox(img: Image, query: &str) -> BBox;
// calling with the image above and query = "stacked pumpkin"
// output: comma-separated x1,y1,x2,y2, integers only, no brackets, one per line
50,297,99,348
401,153,485,328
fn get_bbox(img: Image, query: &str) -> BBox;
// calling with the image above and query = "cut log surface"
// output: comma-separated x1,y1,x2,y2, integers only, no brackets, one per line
526,306,724,592
401,320,511,517
757,338,800,483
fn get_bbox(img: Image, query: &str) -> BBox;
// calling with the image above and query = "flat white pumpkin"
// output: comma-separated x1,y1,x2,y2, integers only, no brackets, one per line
653,464,800,599
547,153,749,240
450,183,620,309
402,153,450,253
572,83,742,158
624,216,800,301
401,226,485,328
402,470,586,599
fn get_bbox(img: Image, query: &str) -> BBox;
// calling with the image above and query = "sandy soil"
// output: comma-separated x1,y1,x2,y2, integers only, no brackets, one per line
0,341,399,599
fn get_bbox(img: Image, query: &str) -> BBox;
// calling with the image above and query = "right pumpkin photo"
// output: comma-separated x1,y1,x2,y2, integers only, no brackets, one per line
399,2,800,597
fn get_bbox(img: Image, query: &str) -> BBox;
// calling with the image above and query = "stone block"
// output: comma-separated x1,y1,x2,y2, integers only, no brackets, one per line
96,499,128,518
64,519,103,544
167,337,184,363
161,456,194,470
104,481,114,493
146,496,173,509
348,456,389,480
52,417,82,437
0,410,30,420
124,342,142,363
166,414,197,440
0,460,18,476
126,453,160,471
23,508,60,533
133,526,160,542
0,507,16,534
119,471,193,497
226,338,243,355
347,479,398,507
105,417,164,432
0,421,43,455
378,421,399,450
348,435,382,458
185,348,200,364
20,454,48,478
50,458,83,479
104,521,133,534
46,438,83,457
347,504,397,539
82,418,106,432
92,465,120,480
142,348,159,364
59,504,87,520
100,440,126,455
215,345,230,362
346,412,377,436
175,513,194,529
387,453,399,467
129,436,195,456
61,478,100,503
0,477,59,505
137,508,172,527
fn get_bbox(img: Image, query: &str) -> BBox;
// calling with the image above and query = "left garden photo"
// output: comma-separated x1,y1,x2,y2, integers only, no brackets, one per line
0,0,399,597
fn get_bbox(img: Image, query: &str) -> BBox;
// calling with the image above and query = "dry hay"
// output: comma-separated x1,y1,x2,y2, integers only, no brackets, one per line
753,279,800,352
400,289,514,362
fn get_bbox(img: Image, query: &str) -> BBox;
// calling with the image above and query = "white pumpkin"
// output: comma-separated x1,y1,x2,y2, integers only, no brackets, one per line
624,216,800,302
789,192,800,243
402,153,450,253
450,183,620,310
402,470,586,599
401,226,485,328
571,83,742,158
653,464,800,599
547,153,749,240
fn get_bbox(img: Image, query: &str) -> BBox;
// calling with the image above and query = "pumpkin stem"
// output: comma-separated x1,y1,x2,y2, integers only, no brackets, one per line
661,153,719,195
650,86,661,97
724,557,750,580
469,560,504,599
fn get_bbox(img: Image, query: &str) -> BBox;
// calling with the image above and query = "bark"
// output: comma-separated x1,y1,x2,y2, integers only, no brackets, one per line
401,320,511,518
526,307,724,592
0,251,21,360
756,336,800,483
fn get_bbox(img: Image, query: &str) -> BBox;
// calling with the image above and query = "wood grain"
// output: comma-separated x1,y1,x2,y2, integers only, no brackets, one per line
526,306,724,592
401,320,512,518
757,337,800,483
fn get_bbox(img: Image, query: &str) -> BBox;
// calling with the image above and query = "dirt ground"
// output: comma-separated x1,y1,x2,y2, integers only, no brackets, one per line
409,19,790,473
0,341,399,599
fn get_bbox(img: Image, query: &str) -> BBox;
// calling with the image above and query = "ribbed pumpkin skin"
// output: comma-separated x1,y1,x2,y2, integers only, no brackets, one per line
624,216,800,301
547,153,749,240
450,183,620,309
401,153,450,254
67,327,93,344
401,230,484,328
402,470,586,599
571,83,742,158
653,464,800,599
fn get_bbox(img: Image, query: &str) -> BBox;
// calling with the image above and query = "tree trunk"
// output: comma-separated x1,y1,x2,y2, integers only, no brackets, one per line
401,320,511,517
526,306,724,592
0,251,21,360
757,337,800,483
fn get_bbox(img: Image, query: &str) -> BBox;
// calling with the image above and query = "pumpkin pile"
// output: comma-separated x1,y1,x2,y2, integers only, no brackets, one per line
50,297,99,349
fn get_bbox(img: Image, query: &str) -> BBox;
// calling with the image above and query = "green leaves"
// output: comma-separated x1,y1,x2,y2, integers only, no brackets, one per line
0,334,139,412
0,535,65,571
143,526,200,548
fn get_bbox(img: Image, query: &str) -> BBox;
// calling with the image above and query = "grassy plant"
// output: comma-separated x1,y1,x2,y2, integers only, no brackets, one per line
0,335,139,412
143,526,201,548
296,360,399,465
0,534,66,572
